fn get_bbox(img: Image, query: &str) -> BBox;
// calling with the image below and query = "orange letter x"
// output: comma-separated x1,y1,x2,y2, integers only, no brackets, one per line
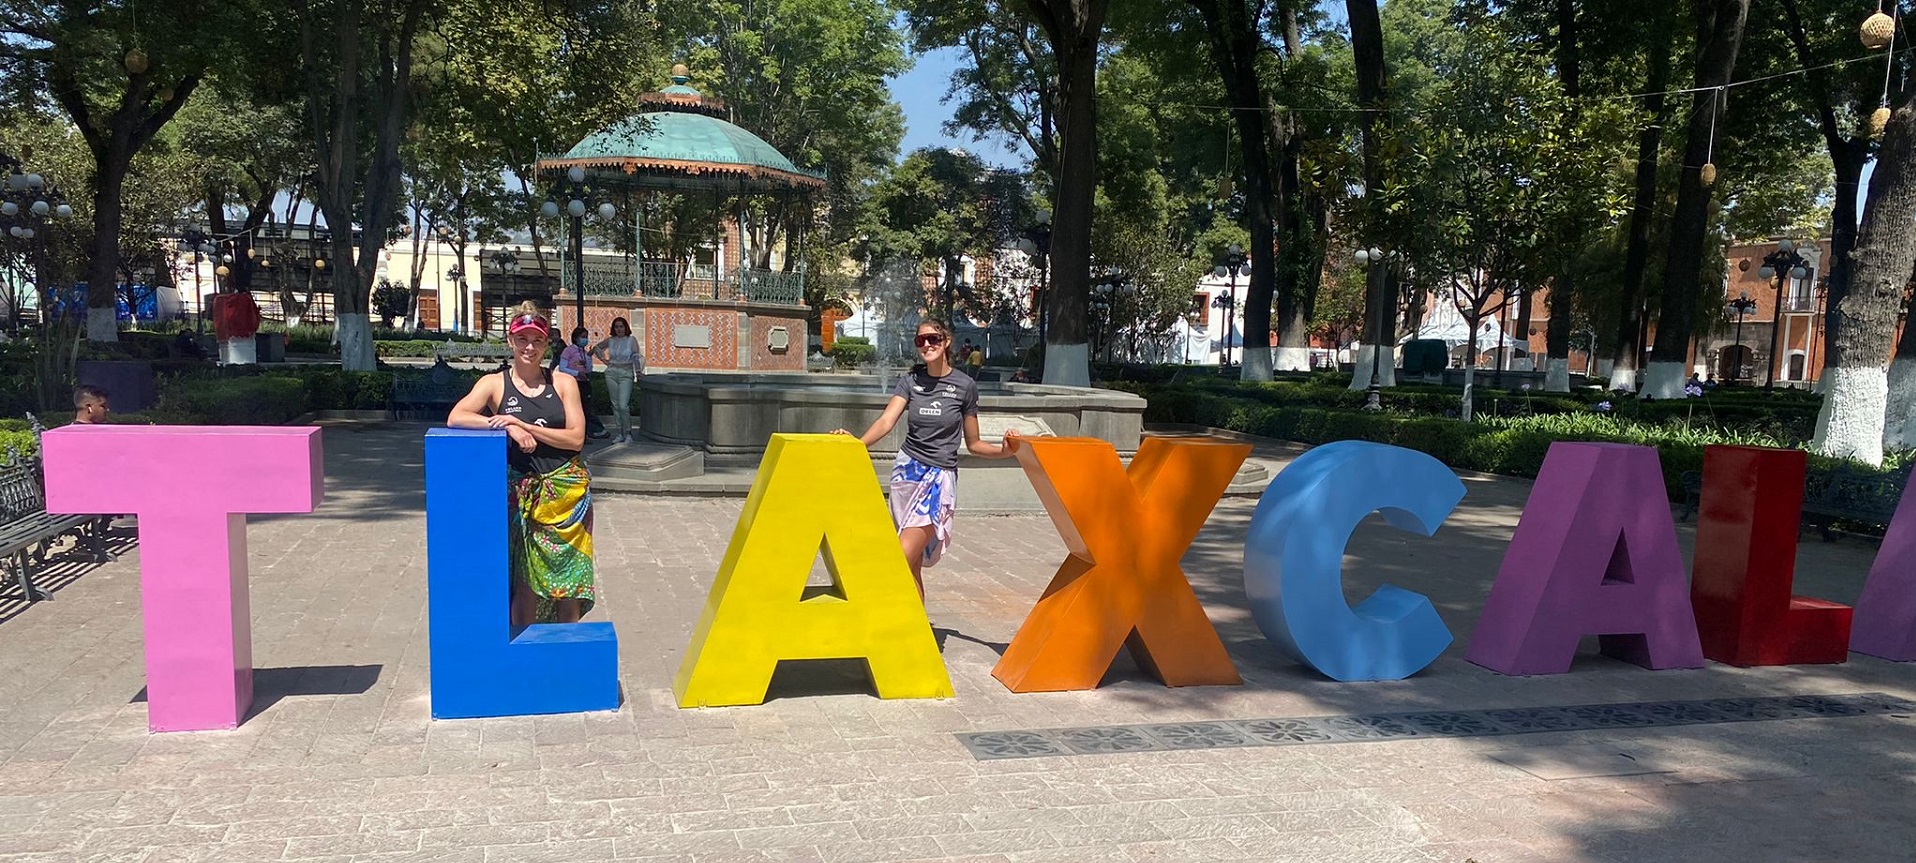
992,436,1250,692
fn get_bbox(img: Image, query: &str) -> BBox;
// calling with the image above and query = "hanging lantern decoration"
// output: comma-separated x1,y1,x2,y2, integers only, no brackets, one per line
124,49,149,75
1870,106,1893,140
215,265,230,277
1699,163,1718,188
314,259,327,271
1863,11,1896,50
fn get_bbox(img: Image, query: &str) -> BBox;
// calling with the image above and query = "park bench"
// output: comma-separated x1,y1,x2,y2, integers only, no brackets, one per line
1678,463,1909,541
432,341,512,363
0,446,104,603
392,360,468,421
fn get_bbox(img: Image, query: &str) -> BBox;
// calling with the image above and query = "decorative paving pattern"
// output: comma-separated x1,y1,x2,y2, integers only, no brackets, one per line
955,692,1916,760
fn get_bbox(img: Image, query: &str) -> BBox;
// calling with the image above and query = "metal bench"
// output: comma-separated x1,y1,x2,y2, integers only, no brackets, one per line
392,360,469,421
0,447,102,602
432,341,512,362
1678,464,1909,541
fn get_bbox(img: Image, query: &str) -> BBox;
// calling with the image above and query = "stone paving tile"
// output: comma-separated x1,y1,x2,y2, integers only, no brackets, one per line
1,424,1914,861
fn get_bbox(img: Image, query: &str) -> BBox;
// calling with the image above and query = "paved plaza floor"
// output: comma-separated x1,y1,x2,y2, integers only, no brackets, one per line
2,422,1913,863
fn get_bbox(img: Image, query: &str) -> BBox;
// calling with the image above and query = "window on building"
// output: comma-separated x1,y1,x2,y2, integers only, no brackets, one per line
1788,352,1807,381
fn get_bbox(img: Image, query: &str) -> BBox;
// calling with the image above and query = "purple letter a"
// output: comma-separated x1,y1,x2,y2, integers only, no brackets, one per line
1467,442,1705,675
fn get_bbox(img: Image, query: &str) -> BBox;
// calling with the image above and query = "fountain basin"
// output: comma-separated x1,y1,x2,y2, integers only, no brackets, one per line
635,371,1146,456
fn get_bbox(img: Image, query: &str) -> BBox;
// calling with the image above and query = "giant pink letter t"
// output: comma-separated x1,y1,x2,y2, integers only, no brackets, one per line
40,426,324,732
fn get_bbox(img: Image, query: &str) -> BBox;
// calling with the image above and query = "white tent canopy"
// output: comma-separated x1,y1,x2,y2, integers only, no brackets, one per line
1407,301,1518,353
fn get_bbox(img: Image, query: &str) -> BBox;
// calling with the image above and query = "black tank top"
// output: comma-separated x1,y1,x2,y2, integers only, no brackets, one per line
496,370,576,475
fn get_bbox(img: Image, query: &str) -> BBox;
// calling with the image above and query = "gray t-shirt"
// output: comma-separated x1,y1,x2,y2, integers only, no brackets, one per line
891,367,980,469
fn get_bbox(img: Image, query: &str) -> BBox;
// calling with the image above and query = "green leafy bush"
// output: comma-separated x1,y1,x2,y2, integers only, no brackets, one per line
831,336,876,369
1125,384,1862,500
152,375,310,425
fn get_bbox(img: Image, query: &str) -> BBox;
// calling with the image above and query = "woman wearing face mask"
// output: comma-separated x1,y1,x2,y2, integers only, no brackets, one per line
591,318,643,443
557,326,593,378
447,302,597,625
832,320,1020,599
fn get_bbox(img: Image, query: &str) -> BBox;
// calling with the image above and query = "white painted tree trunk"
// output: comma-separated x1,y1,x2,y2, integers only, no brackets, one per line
1346,345,1397,391
1043,342,1090,387
1884,356,1916,451
1239,346,1275,381
1640,361,1687,399
1813,365,1888,465
1596,359,1615,378
1273,346,1311,373
337,312,377,372
1544,357,1571,392
1461,365,1476,421
86,306,118,342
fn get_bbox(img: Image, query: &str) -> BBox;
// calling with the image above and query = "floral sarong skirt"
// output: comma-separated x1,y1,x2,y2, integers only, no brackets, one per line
509,457,596,620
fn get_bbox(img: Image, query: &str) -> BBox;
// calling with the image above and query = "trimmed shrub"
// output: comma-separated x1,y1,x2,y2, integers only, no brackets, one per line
1121,382,1864,500
830,336,876,369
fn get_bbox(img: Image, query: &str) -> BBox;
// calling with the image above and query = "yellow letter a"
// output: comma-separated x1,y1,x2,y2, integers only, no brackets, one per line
672,434,954,707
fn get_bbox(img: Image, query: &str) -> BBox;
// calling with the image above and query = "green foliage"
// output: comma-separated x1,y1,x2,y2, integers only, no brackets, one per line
152,375,308,425
829,336,877,368
1124,379,1881,499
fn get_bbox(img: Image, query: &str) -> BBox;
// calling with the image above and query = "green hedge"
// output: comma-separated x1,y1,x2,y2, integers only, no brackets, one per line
150,375,311,425
1129,386,1878,500
830,336,876,369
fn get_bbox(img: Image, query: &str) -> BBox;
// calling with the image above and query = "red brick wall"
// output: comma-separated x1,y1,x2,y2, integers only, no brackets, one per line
645,307,740,370
751,315,806,371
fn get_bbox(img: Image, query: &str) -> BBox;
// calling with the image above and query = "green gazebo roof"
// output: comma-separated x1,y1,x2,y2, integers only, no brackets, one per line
536,76,824,193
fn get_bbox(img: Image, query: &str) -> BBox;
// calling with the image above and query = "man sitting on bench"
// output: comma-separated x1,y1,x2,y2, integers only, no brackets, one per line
69,385,116,560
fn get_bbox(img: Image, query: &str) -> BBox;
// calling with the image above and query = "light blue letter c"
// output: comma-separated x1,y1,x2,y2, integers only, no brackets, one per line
1243,440,1463,681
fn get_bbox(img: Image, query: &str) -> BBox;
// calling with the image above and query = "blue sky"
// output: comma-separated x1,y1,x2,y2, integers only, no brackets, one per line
888,46,1028,168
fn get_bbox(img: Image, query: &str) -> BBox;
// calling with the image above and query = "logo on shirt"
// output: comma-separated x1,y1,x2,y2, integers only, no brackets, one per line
506,396,520,407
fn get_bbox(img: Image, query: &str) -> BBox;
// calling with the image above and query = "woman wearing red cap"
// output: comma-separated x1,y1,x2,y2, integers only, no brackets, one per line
448,302,597,625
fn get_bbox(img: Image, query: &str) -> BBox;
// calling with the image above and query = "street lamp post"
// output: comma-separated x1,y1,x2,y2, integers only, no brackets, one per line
2,156,75,330
1758,238,1809,391
1728,291,1758,384
1016,210,1052,355
543,166,617,335
1212,244,1245,368
1354,246,1388,411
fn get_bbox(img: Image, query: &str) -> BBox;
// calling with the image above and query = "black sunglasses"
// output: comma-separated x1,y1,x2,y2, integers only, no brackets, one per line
915,333,946,347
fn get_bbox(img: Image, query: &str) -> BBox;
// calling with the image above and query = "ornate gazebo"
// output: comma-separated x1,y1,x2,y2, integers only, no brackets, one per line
533,66,825,372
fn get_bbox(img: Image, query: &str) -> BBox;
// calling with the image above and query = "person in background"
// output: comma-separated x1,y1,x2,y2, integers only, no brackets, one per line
967,343,984,375
73,385,109,425
832,320,1020,600
557,327,593,378
554,326,610,440
591,317,644,443
447,302,597,625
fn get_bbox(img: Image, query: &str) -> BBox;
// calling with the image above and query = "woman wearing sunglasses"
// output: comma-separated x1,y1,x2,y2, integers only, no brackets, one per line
834,320,1019,598
448,302,597,626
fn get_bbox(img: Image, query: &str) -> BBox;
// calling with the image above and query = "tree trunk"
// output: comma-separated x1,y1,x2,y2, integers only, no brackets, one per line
1461,309,1480,421
1270,7,1317,374
1023,0,1109,387
1611,15,1675,392
1883,278,1916,449
1191,0,1277,382
1543,0,1578,393
1778,0,1867,380
1346,0,1395,391
1546,277,1575,391
82,155,130,341
297,0,423,371
1646,0,1751,399
1814,96,1916,465
49,64,201,343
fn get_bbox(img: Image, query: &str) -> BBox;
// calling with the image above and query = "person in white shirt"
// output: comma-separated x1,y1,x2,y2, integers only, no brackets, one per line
591,317,644,443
